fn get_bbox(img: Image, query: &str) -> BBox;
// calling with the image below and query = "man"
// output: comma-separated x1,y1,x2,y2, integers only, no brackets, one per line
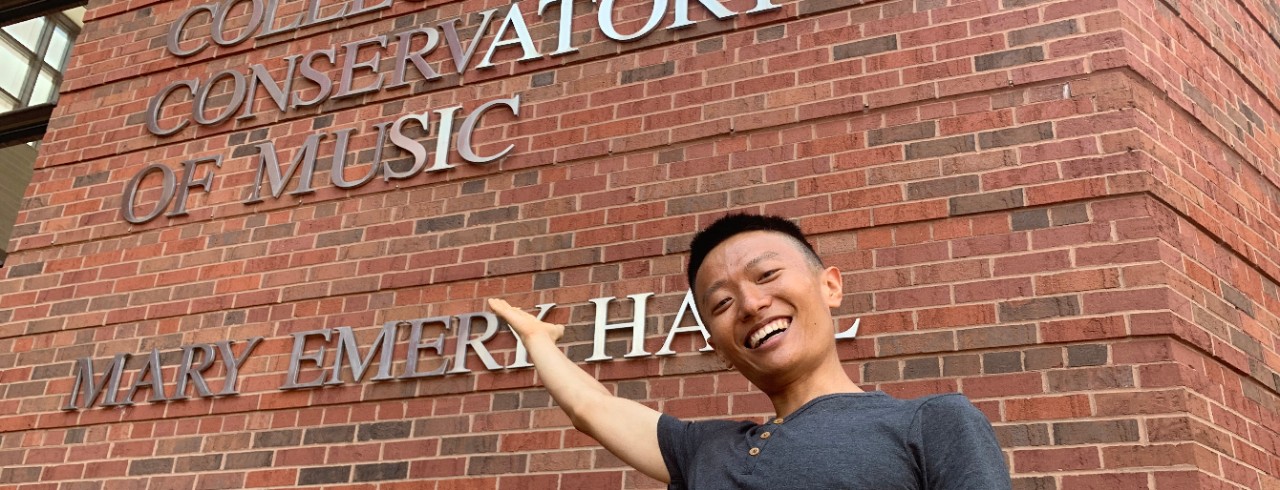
489,213,1011,489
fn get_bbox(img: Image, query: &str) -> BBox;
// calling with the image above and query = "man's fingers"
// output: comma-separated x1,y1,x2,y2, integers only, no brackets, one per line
489,297,566,343
486,297,510,314
488,298,534,324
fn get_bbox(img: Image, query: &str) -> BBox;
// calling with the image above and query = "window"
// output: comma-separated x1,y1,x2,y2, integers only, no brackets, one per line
0,1,86,266
0,10,79,111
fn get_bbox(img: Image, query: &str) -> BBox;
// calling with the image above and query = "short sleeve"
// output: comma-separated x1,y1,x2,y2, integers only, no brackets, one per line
657,414,691,490
915,394,1012,490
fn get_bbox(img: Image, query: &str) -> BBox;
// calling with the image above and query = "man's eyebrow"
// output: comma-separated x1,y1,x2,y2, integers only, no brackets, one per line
700,251,781,305
701,280,726,307
745,251,780,271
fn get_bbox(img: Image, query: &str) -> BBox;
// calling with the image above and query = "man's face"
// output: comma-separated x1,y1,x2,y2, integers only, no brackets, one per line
693,231,843,393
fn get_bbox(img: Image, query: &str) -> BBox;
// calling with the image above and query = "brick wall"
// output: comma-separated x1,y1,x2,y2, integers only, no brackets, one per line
2,0,1279,488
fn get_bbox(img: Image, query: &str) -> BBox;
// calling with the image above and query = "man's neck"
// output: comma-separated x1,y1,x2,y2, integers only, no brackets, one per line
767,359,863,418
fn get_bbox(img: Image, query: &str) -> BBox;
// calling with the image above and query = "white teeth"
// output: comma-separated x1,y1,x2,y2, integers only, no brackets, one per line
748,319,789,349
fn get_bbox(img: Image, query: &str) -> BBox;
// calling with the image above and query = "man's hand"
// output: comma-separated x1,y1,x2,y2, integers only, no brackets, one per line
488,298,563,343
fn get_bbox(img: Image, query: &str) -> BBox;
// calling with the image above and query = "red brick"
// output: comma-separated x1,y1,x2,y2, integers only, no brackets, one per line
1013,447,1101,472
1005,395,1093,421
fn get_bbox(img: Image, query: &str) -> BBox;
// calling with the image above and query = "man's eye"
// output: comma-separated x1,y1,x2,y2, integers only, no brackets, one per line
759,269,780,281
712,297,731,313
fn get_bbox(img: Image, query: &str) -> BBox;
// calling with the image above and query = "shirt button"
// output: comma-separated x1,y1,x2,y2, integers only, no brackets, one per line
773,418,784,424
760,432,771,439
749,447,761,456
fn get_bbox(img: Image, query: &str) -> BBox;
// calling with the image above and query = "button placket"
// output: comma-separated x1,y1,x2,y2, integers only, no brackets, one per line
748,416,784,458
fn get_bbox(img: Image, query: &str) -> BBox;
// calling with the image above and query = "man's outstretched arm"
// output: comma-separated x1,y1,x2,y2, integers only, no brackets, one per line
488,298,670,483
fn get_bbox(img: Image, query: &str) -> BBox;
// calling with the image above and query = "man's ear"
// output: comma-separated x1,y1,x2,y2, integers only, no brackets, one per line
821,265,843,308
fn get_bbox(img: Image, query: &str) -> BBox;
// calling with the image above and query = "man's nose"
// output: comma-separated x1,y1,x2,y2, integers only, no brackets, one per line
738,284,771,320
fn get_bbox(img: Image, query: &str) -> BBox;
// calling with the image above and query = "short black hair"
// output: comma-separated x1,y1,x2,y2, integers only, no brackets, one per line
686,213,822,290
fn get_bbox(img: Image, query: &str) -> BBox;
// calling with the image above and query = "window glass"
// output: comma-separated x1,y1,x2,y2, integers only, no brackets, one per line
2,17,45,50
0,41,29,97
45,27,70,68
31,70,55,105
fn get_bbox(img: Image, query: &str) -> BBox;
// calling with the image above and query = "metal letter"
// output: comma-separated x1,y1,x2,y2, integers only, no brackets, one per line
327,322,399,385
240,57,300,120
585,293,654,362
668,0,735,30
835,318,861,339
167,155,223,217
428,105,462,171
211,0,266,47
122,349,170,405
389,28,442,88
457,95,519,164
281,329,331,390
476,4,542,69
595,0,666,42
385,112,431,179
293,48,335,108
363,120,395,182
145,79,197,137
438,9,498,74
121,164,177,224
215,337,262,395
256,0,303,38
172,343,216,400
334,35,387,99
193,69,248,126
62,353,129,410
656,290,714,355
538,0,579,56
447,312,503,374
331,127,380,189
400,317,452,378
167,4,215,57
243,132,324,203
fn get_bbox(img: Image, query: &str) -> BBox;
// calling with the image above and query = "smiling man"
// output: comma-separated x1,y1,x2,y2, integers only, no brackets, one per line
488,213,1011,489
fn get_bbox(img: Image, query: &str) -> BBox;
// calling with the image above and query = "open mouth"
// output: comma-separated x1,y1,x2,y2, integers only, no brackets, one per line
745,318,790,349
